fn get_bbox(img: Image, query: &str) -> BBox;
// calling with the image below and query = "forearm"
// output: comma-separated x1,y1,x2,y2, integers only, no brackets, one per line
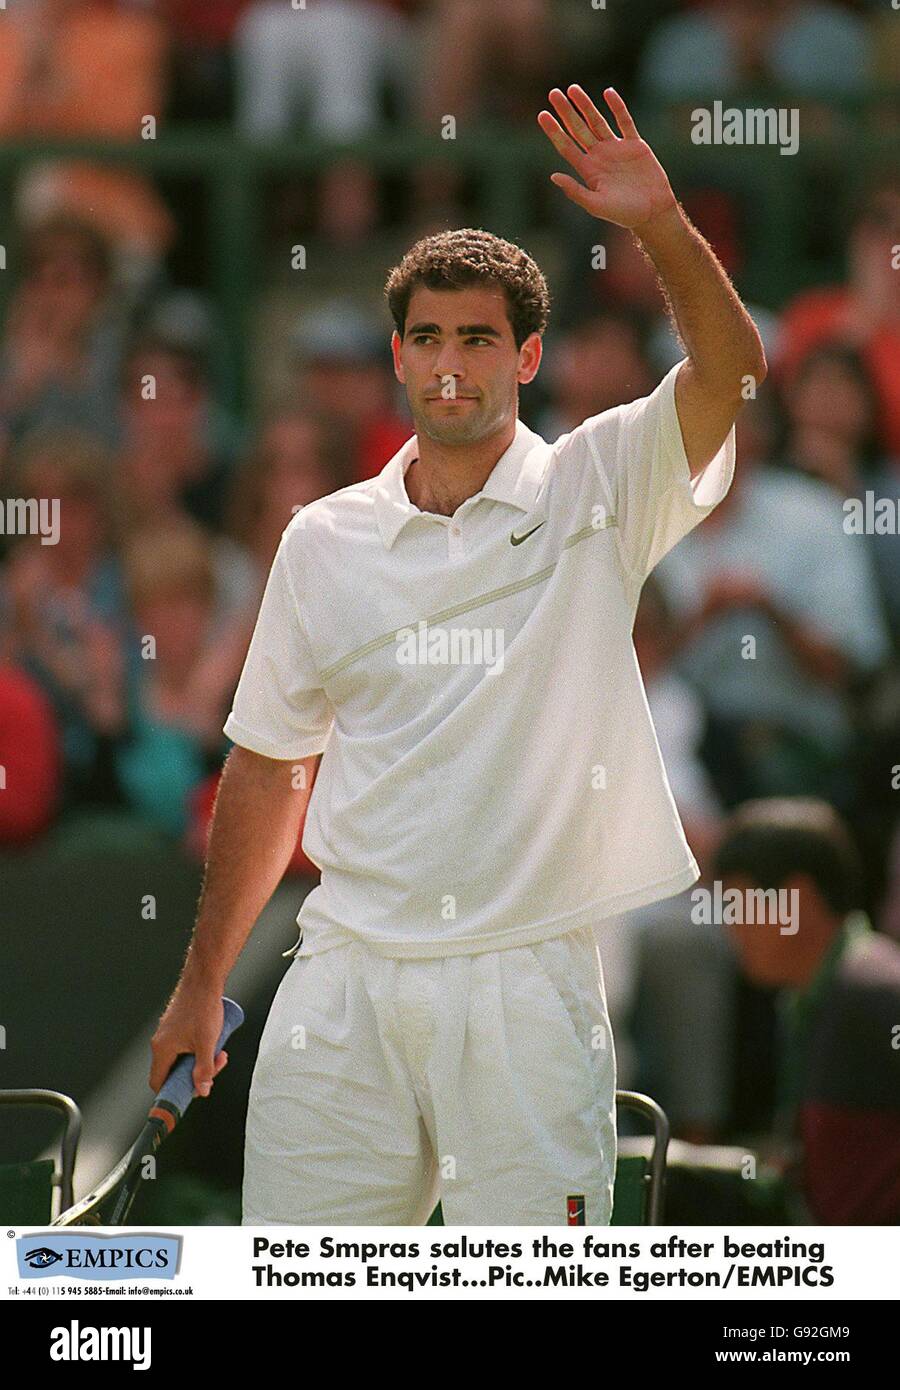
180,745,318,992
636,203,766,393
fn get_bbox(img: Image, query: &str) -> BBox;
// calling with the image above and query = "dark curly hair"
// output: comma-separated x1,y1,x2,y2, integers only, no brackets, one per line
384,227,550,349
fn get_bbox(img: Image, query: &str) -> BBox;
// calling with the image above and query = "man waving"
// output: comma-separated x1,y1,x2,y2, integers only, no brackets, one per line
151,86,765,1226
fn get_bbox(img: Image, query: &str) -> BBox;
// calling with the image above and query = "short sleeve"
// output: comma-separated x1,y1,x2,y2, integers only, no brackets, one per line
222,530,334,760
570,359,735,587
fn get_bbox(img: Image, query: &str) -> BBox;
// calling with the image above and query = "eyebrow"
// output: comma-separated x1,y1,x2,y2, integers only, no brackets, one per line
405,322,503,339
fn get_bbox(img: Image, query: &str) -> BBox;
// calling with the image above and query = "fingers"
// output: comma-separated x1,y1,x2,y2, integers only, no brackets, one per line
191,1040,219,1098
193,1047,229,1100
548,87,600,151
537,109,592,178
603,86,641,140
564,84,617,143
549,171,598,214
540,84,641,147
149,1044,179,1096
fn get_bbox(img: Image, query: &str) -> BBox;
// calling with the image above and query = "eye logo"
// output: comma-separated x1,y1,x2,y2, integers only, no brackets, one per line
25,1247,64,1269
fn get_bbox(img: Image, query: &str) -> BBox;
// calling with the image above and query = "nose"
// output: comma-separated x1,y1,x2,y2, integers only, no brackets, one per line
432,341,466,383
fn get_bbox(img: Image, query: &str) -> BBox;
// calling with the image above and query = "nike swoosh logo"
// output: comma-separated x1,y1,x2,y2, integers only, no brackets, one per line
510,521,545,545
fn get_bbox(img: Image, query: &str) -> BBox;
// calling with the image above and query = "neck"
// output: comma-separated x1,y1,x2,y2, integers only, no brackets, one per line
405,417,517,517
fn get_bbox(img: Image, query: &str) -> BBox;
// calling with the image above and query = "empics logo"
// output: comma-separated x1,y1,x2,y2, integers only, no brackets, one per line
50,1321,152,1372
17,1231,180,1280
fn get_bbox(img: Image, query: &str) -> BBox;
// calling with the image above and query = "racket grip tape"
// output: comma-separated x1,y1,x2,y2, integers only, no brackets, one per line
154,997,244,1119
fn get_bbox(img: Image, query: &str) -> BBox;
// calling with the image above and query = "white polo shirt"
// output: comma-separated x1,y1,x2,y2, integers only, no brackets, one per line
223,359,735,958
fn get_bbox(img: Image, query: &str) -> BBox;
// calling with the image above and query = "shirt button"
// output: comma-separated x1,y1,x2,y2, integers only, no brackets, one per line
451,525,461,535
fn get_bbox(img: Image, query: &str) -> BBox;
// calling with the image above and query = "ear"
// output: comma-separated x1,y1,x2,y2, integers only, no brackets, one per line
517,331,542,386
390,330,405,384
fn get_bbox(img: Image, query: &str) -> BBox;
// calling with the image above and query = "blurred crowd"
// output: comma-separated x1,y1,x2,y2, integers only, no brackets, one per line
1,0,899,1222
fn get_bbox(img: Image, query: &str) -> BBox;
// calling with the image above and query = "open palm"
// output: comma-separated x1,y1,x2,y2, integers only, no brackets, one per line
538,85,676,232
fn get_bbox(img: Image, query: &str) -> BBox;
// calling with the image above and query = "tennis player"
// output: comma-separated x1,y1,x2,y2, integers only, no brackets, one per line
151,86,766,1225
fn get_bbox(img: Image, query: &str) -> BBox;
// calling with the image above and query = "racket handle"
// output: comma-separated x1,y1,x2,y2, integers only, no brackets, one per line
155,997,244,1118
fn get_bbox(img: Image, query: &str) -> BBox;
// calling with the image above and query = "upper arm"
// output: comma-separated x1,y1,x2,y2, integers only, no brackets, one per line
674,356,746,479
223,531,334,762
569,358,736,587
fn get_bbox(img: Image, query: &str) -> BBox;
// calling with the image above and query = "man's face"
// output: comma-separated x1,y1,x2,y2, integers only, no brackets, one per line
722,873,827,989
391,284,540,447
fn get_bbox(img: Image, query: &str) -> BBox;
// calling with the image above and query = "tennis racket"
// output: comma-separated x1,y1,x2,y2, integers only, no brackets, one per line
53,997,244,1226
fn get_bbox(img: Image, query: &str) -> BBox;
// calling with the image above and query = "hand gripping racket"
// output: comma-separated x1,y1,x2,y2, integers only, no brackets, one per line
53,998,244,1226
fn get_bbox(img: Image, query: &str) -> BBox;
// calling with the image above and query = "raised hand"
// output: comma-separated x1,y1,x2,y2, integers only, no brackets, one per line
538,85,676,234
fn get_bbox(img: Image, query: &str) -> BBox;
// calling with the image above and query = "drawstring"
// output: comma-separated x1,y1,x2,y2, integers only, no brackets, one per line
282,927,304,959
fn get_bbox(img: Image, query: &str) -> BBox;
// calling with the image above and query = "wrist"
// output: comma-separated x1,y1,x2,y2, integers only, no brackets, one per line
180,952,227,996
632,197,684,251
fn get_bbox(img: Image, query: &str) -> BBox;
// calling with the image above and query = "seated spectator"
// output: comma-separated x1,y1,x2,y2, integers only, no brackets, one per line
0,216,124,449
639,0,872,101
715,797,900,1224
0,659,62,845
225,404,351,583
288,300,411,481
0,0,173,273
537,310,656,440
116,334,239,534
781,345,900,645
117,520,253,838
655,445,890,810
776,175,900,457
114,335,256,632
1,429,128,809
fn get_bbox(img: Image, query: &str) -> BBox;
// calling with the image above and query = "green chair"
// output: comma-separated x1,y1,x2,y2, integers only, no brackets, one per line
429,1089,670,1226
0,1090,82,1223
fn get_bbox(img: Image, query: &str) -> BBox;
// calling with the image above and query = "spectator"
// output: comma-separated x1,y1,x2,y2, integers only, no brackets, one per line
114,335,256,631
715,797,900,1224
0,216,123,450
116,335,238,533
781,345,900,645
655,442,890,810
537,310,656,440
117,520,252,838
288,299,411,481
226,404,350,582
639,0,872,101
0,0,173,273
0,659,62,845
1,429,128,808
776,175,900,457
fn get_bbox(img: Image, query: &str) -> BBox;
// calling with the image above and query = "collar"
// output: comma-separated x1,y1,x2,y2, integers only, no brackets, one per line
372,417,548,550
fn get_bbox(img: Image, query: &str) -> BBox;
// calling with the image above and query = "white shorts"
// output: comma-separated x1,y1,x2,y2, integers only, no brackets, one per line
242,925,617,1225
